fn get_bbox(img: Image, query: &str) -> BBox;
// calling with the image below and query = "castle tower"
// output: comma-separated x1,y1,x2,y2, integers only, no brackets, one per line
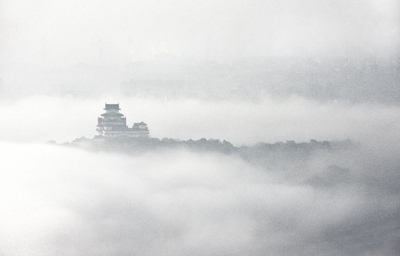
97,103,149,138
97,103,128,137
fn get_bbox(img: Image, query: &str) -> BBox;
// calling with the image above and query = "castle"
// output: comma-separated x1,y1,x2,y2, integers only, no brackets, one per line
96,103,149,138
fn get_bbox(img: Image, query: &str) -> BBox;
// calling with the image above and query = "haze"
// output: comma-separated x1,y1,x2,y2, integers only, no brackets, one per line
1,0,399,65
1,0,399,100
1,119,400,255
1,95,400,146
1,0,400,255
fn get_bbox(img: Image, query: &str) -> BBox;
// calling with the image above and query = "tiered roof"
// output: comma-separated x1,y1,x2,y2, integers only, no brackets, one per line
104,103,120,110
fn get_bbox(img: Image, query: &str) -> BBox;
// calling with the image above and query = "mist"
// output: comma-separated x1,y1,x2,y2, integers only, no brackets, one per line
0,95,399,255
1,95,400,145
1,0,399,65
1,0,400,255
1,0,399,98
1,129,400,255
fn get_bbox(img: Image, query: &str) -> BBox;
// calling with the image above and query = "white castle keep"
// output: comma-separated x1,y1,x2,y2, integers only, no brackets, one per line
96,103,149,138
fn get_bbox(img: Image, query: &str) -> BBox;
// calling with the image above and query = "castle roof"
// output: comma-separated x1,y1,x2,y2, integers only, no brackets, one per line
104,103,120,110
133,122,147,125
101,113,124,117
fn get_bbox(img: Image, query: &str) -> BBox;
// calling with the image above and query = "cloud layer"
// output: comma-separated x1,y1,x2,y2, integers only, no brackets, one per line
0,95,400,255
0,139,400,255
1,1,399,253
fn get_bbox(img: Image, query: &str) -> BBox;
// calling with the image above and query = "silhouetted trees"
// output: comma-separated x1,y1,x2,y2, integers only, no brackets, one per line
62,137,355,172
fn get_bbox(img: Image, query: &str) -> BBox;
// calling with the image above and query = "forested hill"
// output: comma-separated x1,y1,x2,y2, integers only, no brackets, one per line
57,137,355,172
63,136,354,154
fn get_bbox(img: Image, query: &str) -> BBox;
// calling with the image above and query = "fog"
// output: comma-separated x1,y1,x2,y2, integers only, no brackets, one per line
1,95,400,145
1,141,400,255
1,0,399,66
1,0,399,95
1,0,400,255
0,96,400,255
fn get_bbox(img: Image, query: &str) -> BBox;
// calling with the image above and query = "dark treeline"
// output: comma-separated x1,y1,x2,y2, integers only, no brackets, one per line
57,137,355,173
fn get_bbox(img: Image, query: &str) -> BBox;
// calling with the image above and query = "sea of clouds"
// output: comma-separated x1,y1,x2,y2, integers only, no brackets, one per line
1,95,400,255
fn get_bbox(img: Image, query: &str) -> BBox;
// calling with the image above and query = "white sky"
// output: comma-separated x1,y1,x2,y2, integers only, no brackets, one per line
1,0,399,67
